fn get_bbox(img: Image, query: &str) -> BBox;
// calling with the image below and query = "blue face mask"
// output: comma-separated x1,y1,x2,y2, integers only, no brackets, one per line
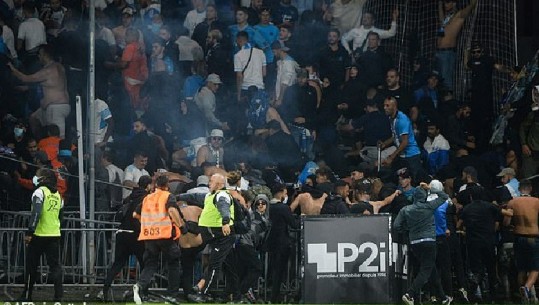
14,127,24,137
32,176,41,186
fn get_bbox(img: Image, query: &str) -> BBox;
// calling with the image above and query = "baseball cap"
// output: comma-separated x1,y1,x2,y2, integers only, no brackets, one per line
271,41,290,52
210,129,224,138
122,7,135,15
196,175,209,186
206,73,222,84
397,168,411,179
496,168,516,177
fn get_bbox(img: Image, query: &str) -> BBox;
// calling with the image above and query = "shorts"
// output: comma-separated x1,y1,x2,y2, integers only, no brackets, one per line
32,103,71,138
514,235,539,272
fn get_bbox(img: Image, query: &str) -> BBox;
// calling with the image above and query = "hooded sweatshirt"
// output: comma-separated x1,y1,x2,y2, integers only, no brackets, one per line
393,187,448,243
239,194,271,248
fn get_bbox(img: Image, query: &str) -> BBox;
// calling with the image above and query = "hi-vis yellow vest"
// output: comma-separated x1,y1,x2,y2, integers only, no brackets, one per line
34,186,62,237
199,190,234,227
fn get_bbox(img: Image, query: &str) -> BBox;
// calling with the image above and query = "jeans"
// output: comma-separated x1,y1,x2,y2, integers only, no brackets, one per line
180,245,205,297
408,241,445,300
435,49,456,91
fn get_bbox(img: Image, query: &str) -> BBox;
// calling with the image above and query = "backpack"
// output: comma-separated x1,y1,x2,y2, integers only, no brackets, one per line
214,191,251,234
108,171,124,210
246,89,270,129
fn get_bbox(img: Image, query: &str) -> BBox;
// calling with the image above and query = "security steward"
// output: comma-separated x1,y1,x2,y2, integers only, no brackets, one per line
186,173,236,303
21,168,64,301
132,175,184,304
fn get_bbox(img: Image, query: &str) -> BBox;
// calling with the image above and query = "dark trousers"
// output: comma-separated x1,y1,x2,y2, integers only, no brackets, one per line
449,233,467,289
435,235,452,296
104,232,145,288
180,245,204,297
467,240,497,297
408,241,445,300
23,236,63,300
269,245,291,303
138,239,181,294
237,244,262,294
200,227,236,295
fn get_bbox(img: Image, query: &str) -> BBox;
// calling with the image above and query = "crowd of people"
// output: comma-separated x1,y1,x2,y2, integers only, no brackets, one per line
1,0,539,303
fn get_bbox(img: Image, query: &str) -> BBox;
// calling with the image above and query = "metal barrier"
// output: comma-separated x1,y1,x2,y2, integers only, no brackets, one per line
0,211,302,302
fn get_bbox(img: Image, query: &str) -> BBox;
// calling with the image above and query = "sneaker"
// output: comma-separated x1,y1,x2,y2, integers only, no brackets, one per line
189,293,210,304
402,293,414,305
458,288,469,303
133,284,142,305
441,296,453,305
245,288,257,304
97,288,111,302
521,286,532,304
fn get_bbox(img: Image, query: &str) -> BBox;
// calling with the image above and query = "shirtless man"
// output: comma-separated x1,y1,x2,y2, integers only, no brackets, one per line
177,203,204,299
506,180,539,303
9,44,70,139
436,0,477,91
289,189,327,215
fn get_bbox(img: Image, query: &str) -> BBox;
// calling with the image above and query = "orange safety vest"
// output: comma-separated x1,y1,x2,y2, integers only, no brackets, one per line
138,188,179,241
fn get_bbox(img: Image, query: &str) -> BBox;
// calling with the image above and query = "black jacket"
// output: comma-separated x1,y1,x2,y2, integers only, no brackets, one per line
120,187,148,233
267,199,298,250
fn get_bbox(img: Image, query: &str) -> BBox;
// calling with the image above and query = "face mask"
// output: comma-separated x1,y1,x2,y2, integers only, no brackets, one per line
532,103,539,111
282,196,288,204
32,176,40,186
14,127,24,137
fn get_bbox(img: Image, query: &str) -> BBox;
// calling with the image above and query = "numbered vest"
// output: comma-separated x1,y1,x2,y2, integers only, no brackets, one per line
34,186,62,237
138,189,178,240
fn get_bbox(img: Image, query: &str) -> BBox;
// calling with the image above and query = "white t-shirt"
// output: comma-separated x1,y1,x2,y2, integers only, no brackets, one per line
17,18,46,51
275,56,299,99
234,45,266,90
95,99,113,144
97,27,116,47
123,164,149,199
184,9,206,37
105,163,124,184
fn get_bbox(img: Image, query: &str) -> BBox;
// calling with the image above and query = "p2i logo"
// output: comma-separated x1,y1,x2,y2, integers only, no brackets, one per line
307,242,386,273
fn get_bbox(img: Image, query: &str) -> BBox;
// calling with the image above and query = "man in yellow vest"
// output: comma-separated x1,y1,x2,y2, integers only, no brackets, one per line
21,168,64,301
179,173,236,303
133,175,184,304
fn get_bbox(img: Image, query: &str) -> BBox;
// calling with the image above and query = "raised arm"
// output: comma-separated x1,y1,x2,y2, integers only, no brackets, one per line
457,0,478,19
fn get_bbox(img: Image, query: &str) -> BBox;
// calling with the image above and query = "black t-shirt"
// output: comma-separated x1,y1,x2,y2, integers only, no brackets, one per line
351,110,392,146
379,87,412,112
468,55,495,93
460,200,501,244
319,44,351,88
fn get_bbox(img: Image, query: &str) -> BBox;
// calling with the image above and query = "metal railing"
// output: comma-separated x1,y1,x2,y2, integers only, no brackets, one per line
0,211,302,302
